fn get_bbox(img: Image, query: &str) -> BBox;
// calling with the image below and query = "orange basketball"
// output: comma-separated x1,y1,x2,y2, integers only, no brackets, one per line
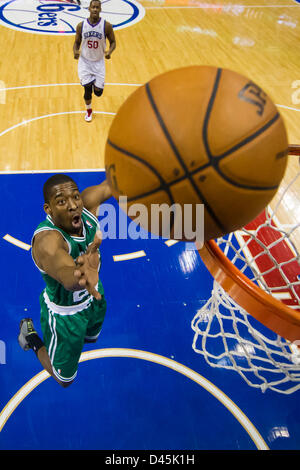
105,66,288,242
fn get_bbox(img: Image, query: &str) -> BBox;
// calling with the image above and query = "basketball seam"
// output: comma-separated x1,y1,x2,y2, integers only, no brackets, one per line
216,113,280,162
145,82,227,233
106,139,176,230
202,68,222,165
203,68,282,191
107,139,174,201
213,114,280,190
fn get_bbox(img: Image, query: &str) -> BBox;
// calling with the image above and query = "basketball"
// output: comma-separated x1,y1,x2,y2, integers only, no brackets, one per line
104,65,288,242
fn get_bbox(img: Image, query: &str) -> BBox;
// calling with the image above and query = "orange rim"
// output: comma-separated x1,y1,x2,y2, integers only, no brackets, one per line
288,144,300,156
198,240,300,343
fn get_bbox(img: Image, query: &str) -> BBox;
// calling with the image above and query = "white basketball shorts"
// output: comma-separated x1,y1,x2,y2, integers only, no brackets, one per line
78,55,105,89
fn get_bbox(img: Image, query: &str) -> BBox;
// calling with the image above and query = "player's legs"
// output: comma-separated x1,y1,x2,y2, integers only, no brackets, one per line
37,345,73,388
83,81,94,122
93,85,104,97
78,57,105,120
93,61,105,99
18,318,72,388
84,81,93,104
85,295,107,343
40,304,88,386
78,56,95,121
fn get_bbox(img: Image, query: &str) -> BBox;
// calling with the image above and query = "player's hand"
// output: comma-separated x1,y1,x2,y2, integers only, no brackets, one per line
104,51,111,59
74,52,80,60
73,231,102,300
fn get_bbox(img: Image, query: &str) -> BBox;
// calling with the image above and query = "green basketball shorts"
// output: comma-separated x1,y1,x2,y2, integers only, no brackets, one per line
39,290,107,383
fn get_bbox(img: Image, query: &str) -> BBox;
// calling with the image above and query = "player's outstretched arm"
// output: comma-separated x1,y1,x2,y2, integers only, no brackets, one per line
74,231,102,300
32,230,101,299
81,179,112,216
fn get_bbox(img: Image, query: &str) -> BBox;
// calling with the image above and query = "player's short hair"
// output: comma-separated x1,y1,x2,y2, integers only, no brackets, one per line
90,0,101,6
43,174,78,203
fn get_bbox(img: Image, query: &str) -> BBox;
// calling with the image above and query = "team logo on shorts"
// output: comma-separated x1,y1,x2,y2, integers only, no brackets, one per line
0,0,145,35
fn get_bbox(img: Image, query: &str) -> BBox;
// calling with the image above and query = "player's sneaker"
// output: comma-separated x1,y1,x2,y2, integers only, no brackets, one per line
18,318,37,351
85,109,92,122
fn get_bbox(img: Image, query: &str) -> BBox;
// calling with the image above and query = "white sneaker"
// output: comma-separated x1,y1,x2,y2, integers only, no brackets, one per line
85,110,92,122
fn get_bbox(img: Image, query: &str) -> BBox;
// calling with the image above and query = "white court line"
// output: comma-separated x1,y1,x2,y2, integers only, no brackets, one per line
0,168,105,174
0,110,116,138
0,82,142,92
0,107,296,142
0,83,298,115
276,104,300,112
165,239,179,247
3,234,31,251
113,250,146,261
0,348,269,450
146,4,300,8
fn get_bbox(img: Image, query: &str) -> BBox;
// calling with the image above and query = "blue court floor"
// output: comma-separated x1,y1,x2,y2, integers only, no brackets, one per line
0,172,300,450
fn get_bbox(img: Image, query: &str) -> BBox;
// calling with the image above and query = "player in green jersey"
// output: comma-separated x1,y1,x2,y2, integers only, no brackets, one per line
18,173,111,387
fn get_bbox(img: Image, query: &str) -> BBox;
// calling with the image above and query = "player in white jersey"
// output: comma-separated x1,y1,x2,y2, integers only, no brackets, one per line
73,0,116,122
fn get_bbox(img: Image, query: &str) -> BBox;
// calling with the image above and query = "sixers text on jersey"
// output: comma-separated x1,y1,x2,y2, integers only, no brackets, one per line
83,30,103,39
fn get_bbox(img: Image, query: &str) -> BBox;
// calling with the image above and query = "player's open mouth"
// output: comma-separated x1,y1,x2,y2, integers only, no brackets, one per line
72,215,82,228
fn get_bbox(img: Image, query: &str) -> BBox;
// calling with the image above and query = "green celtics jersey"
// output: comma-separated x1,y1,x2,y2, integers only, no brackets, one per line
32,207,104,308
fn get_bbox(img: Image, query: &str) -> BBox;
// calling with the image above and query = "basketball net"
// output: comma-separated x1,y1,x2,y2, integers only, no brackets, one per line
192,146,300,394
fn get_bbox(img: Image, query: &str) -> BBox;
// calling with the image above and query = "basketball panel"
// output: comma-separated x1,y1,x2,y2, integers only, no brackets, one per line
105,142,162,199
207,68,281,156
218,115,288,187
170,177,224,241
192,166,278,234
107,85,186,185
148,66,218,170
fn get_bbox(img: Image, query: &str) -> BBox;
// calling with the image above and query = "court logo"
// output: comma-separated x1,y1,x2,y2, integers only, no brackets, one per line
0,0,145,35
291,80,300,105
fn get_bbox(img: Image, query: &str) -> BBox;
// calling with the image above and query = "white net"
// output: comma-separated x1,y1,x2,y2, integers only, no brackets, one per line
192,156,300,394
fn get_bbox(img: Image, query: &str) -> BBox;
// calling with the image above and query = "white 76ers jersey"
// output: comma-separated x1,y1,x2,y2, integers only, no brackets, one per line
80,18,106,61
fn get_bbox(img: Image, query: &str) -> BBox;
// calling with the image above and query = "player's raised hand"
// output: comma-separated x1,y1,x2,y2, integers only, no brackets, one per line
73,231,102,300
